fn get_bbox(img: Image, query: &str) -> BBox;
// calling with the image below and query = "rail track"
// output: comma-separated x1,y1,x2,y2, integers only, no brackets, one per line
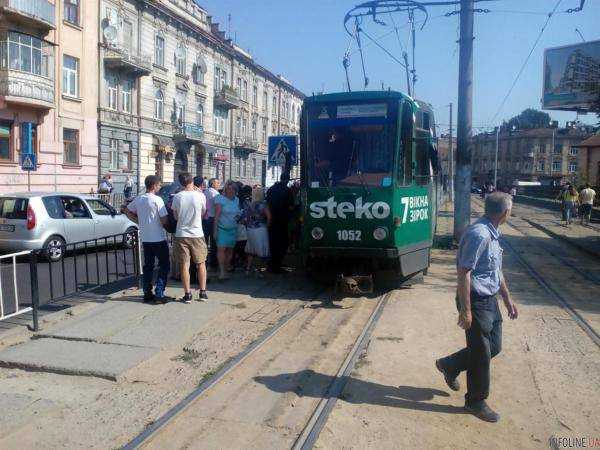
122,289,391,450
472,198,600,348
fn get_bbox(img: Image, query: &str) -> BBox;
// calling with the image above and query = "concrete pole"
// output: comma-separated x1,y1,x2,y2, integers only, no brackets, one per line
494,127,499,188
454,0,474,242
448,102,454,201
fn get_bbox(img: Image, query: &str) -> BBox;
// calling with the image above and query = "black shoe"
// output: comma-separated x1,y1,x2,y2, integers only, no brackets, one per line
197,290,208,302
465,401,500,423
435,359,460,391
180,293,192,304
143,292,156,303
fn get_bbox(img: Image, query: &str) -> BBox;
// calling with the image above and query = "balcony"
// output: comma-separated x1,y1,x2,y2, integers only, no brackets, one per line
99,108,137,129
214,85,240,110
103,45,151,77
174,123,204,143
233,136,259,153
0,69,54,109
0,0,55,32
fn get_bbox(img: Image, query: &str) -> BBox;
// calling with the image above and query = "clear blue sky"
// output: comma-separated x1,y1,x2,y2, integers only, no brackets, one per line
199,0,599,133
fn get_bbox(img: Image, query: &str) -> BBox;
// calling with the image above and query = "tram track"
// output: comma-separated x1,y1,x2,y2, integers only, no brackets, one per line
472,198,600,348
122,288,391,450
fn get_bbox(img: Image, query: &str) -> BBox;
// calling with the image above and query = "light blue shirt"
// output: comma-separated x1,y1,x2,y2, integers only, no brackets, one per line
215,194,240,230
457,217,503,298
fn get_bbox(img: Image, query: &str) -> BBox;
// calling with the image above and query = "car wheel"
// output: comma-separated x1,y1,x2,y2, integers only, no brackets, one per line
44,236,66,262
123,227,137,249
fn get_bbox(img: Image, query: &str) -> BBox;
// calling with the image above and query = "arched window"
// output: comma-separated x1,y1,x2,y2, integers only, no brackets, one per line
154,89,164,120
194,54,207,85
175,43,186,75
197,103,204,127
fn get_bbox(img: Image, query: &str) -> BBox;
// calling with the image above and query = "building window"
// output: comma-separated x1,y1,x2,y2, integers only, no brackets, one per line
62,55,79,97
213,107,228,136
175,44,186,75
122,80,132,113
569,162,578,173
235,117,241,137
0,121,12,161
122,20,134,53
252,120,257,140
272,96,277,116
236,156,241,176
193,55,206,85
214,67,227,91
241,118,247,137
155,34,165,66
538,161,545,172
242,158,247,177
154,89,164,120
175,94,185,124
252,85,258,106
552,160,562,172
570,147,578,156
252,158,257,178
243,80,248,101
197,104,204,127
122,141,132,170
5,32,52,78
63,128,79,165
108,139,119,170
262,121,268,144
553,144,562,154
236,77,242,97
107,76,118,110
272,122,277,135
64,0,79,26
263,91,268,111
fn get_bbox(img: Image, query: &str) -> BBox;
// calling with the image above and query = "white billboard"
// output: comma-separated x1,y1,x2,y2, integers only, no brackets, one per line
542,40,600,111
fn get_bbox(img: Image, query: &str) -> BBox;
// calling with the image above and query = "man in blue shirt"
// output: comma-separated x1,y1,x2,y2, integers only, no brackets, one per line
436,192,518,423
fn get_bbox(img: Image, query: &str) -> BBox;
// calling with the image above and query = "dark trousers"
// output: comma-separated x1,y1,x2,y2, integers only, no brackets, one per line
142,241,170,294
203,217,217,268
440,294,503,405
124,187,132,199
268,220,289,271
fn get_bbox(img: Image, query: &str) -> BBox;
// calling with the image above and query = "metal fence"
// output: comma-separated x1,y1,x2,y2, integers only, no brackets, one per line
0,231,141,331
92,193,127,209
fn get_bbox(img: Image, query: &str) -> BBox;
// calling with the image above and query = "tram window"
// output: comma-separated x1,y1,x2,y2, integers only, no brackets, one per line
398,101,413,186
415,130,431,186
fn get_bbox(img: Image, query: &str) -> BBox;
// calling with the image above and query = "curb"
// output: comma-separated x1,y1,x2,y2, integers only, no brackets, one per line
521,218,600,261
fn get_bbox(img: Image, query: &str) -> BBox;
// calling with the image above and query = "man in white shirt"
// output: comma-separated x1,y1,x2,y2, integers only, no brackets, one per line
125,175,170,303
580,184,596,225
203,178,221,269
172,172,208,303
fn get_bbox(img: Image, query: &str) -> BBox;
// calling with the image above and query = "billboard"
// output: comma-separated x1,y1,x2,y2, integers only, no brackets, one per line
542,40,600,111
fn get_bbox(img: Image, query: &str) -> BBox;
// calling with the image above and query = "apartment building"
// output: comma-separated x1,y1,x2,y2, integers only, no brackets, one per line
96,0,303,193
0,0,99,193
472,126,593,187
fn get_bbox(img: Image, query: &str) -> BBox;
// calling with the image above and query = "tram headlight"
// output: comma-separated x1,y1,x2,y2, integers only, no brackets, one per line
373,227,388,241
311,227,324,240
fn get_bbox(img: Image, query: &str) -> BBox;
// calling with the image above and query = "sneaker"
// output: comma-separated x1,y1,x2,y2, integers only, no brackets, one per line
465,401,500,423
197,290,208,302
435,359,460,391
143,291,156,303
180,293,193,304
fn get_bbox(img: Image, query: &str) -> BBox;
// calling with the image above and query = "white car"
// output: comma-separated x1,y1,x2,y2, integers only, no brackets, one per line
0,193,138,261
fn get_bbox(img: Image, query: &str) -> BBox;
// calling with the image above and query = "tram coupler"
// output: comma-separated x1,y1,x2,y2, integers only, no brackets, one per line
335,274,374,295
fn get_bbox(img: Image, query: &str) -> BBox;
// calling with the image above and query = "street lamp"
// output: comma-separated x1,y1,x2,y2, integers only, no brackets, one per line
494,126,500,189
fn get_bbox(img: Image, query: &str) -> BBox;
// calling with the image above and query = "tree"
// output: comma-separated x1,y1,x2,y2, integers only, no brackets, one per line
502,108,552,130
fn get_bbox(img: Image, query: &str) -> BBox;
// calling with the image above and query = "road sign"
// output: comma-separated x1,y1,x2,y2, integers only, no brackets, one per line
542,40,600,111
268,135,297,168
21,153,37,171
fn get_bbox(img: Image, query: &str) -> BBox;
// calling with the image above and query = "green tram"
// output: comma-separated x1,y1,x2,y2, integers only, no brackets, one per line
299,91,442,288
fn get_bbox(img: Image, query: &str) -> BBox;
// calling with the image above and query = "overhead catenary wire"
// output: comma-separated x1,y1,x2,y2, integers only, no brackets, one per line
489,0,565,124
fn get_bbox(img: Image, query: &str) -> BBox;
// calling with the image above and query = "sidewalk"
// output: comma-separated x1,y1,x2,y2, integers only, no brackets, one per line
512,202,600,259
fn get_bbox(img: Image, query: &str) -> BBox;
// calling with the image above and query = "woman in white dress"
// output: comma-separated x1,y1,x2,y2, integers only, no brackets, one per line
243,186,271,276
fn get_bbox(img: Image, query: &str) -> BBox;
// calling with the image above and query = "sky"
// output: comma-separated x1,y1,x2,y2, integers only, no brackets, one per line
197,0,599,134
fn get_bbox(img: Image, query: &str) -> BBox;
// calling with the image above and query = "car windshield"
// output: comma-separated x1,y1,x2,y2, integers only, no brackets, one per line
307,101,397,188
0,198,28,219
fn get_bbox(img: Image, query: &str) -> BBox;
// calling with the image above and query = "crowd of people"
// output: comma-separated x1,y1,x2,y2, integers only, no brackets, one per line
556,183,597,226
124,172,296,304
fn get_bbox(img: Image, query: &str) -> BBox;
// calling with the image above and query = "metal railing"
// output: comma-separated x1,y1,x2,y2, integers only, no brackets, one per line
0,0,55,28
0,231,141,331
91,193,127,208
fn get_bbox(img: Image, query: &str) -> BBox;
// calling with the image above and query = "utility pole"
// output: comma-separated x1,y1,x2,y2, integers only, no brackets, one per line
454,0,474,241
448,102,454,202
494,126,500,189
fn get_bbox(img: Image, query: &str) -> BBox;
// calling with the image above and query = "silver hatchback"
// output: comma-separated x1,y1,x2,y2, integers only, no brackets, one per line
0,193,138,261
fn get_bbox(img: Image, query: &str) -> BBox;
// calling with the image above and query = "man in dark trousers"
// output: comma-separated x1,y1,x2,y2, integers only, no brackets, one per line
266,173,294,274
436,192,518,423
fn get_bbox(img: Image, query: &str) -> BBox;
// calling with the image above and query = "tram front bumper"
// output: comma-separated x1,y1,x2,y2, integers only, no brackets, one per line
308,247,399,259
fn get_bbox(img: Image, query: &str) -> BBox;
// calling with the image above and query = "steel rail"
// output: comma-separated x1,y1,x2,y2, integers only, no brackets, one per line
292,292,391,450
122,286,325,450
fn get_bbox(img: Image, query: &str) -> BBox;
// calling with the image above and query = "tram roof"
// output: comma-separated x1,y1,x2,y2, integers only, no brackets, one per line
305,90,413,104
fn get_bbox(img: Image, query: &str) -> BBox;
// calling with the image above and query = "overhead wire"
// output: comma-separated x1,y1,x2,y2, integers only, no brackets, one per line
489,0,565,124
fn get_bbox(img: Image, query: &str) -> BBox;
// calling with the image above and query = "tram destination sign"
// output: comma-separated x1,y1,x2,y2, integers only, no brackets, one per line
542,40,600,112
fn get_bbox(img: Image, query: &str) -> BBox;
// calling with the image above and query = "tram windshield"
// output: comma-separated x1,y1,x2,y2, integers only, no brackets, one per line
306,101,398,188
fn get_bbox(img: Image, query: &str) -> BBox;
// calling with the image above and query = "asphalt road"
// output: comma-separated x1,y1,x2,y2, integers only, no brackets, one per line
1,243,137,317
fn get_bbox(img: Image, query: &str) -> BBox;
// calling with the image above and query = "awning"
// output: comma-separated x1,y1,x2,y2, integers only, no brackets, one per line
201,143,223,155
153,135,175,148
213,154,229,162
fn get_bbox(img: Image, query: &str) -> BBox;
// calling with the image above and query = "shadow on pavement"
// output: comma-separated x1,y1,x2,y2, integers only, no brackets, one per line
254,369,466,415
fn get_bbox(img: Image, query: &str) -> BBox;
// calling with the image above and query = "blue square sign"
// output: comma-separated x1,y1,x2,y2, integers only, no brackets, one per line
268,135,297,168
20,153,37,171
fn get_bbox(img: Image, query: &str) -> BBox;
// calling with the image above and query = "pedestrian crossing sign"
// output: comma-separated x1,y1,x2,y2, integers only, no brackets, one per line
21,153,37,171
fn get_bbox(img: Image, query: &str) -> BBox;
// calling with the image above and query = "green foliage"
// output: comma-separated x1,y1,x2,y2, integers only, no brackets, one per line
503,108,552,130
